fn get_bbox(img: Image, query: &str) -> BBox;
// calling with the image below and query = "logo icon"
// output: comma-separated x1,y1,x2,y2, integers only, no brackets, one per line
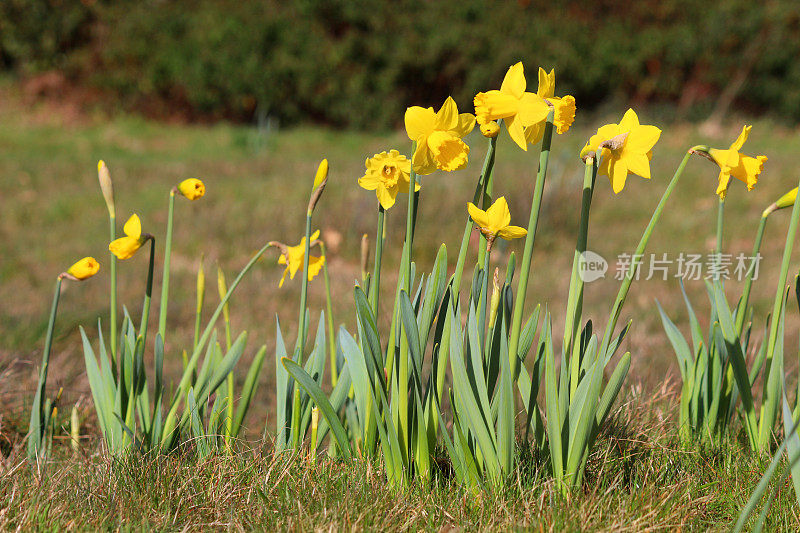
578,250,607,282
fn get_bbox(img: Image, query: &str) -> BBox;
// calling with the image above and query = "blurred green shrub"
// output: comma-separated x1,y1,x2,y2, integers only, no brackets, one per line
1,0,798,128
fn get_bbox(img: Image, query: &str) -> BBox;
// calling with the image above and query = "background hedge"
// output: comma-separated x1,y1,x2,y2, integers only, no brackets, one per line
1,0,798,128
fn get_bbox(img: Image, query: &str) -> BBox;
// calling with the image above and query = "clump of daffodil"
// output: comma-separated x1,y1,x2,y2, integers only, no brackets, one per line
524,68,577,145
61,257,100,281
405,97,475,174
702,126,767,199
358,150,419,209
474,62,550,151
581,109,661,194
271,230,326,288
109,214,152,260
467,196,527,250
177,178,206,200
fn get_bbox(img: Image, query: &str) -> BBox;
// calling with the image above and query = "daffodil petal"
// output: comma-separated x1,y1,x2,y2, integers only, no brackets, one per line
487,196,512,230
517,93,550,127
358,173,382,191
618,108,640,131
537,67,555,99
625,153,652,180
731,125,751,151
467,202,490,229
625,124,662,153
500,62,526,99
434,97,459,131
123,214,141,239
610,158,629,194
451,112,476,138
497,225,527,240
505,115,528,151
376,185,397,210
405,106,435,141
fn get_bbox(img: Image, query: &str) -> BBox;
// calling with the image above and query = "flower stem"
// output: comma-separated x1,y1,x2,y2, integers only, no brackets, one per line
479,240,493,348
508,111,554,378
566,157,597,397
292,212,313,449
139,238,156,341
319,242,337,387
109,214,117,367
735,214,768,335
27,277,62,460
368,206,385,317
716,197,725,256
158,191,176,343
758,174,800,448
598,150,693,357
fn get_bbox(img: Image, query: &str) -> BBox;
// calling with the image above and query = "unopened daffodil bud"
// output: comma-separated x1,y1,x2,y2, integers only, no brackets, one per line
488,268,502,328
308,159,329,215
61,256,100,281
177,178,205,200
360,233,370,281
97,160,115,218
480,121,500,138
764,187,798,217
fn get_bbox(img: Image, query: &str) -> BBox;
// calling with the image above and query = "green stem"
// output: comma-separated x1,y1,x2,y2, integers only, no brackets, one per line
508,111,554,378
454,136,497,296
292,212,313,450
716,197,725,256
566,157,597,397
479,241,492,349
27,277,62,460
477,146,497,267
158,190,176,342
139,238,156,341
320,242,337,387
599,150,694,356
758,174,800,448
368,206,385,317
735,214,768,335
109,215,117,366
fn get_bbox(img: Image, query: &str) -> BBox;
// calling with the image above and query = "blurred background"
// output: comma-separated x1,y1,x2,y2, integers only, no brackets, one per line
2,0,799,442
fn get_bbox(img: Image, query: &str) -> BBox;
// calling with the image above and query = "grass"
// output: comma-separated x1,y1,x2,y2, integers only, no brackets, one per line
3,81,800,529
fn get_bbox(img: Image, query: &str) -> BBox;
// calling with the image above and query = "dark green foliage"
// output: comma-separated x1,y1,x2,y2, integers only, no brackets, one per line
2,1,799,127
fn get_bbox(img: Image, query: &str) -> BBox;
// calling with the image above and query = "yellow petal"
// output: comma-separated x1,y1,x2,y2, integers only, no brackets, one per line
434,97,459,131
497,225,527,240
516,92,550,127
310,230,321,241
500,62,526,99
624,153,652,180
308,255,326,282
625,125,661,153
474,91,518,123
405,106,435,141
716,170,732,199
730,125,751,151
451,112,476,138
731,154,767,190
505,115,528,151
412,140,438,175
427,131,469,172
313,159,329,188
375,185,397,210
279,266,289,288
123,214,141,239
467,202,490,230
486,196,512,231
358,173,382,191
537,67,555,99
551,95,576,134
617,108,640,131
609,158,629,194
109,236,143,260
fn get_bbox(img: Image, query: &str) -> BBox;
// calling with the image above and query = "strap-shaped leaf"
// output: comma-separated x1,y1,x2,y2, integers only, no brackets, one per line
231,345,267,439
281,358,351,460
656,300,693,381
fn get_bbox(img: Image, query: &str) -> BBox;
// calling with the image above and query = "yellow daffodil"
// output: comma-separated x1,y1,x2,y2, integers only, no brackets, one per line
405,97,475,174
358,150,419,209
64,257,100,280
480,121,500,138
277,230,326,288
582,109,661,194
524,68,577,145
467,196,527,244
109,214,148,260
473,62,550,151
708,125,767,199
178,178,205,200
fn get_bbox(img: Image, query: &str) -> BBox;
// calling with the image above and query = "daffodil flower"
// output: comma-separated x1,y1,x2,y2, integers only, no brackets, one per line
582,109,661,194
524,68,577,145
473,62,550,151
62,257,100,281
467,196,527,247
708,125,767,199
109,214,149,260
358,150,419,209
178,178,206,200
405,97,475,174
276,230,326,288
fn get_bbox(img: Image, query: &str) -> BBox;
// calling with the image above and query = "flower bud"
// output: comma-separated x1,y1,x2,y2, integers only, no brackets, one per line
62,257,100,281
70,405,80,453
488,268,502,328
763,187,798,217
308,159,329,214
178,178,205,200
97,160,115,218
480,121,500,138
313,159,329,189
360,233,370,281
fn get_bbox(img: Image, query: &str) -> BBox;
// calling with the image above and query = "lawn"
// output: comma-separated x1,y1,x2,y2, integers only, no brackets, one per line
2,80,800,530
